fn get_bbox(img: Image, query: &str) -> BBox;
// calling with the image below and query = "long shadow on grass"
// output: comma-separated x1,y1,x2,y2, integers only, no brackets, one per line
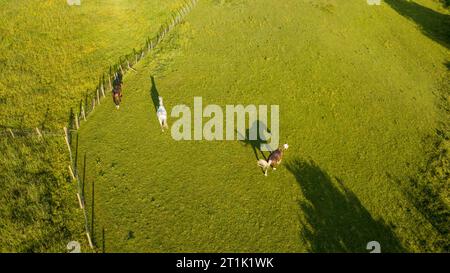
287,159,406,252
237,120,269,161
385,0,450,49
150,76,160,111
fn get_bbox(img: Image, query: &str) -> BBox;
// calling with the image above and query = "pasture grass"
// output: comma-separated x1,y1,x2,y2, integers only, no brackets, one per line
0,0,183,128
0,0,182,252
78,0,449,252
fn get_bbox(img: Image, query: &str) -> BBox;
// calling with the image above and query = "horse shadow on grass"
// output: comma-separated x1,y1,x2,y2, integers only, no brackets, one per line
385,0,450,49
237,120,272,161
286,158,406,252
149,76,160,111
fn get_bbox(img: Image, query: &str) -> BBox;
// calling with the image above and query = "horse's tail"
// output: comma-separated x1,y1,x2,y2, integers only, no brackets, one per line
257,159,271,169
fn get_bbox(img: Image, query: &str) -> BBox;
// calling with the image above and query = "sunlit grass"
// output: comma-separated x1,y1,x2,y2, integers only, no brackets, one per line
78,0,449,252
0,0,181,252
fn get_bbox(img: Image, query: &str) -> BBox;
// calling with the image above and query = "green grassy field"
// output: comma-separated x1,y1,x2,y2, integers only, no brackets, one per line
77,0,449,252
0,0,183,252
0,0,184,128
1,0,448,253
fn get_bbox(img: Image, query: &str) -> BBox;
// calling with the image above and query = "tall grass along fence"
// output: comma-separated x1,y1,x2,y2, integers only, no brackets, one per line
63,0,199,252
0,126,63,139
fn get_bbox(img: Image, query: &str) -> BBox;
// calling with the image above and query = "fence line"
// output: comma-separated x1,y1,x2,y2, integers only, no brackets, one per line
0,127,66,138
1,0,199,142
63,0,199,252
1,0,199,252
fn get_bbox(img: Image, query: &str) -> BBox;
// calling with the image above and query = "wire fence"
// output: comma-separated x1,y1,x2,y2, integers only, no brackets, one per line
0,126,65,138
1,0,198,252
63,0,199,252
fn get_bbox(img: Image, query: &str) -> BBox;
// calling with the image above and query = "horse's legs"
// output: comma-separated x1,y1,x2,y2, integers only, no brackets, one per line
158,117,164,131
113,94,120,109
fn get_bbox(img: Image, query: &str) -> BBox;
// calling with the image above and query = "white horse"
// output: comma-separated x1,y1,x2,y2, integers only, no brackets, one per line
156,96,168,131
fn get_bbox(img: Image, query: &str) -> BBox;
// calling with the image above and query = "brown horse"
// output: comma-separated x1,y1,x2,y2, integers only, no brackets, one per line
257,144,289,176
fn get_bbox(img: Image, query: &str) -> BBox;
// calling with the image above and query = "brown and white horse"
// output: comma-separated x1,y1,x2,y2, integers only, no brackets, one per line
112,72,123,109
257,144,289,176
112,84,122,109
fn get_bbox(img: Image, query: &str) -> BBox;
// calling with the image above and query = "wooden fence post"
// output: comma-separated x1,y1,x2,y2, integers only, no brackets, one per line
84,93,88,116
35,127,43,138
91,176,95,246
8,128,15,138
86,233,94,249
102,227,105,253
63,127,73,163
77,193,84,209
78,100,83,122
82,153,86,202
68,165,76,181
74,133,79,176
69,108,74,133
81,105,86,121
75,114,79,130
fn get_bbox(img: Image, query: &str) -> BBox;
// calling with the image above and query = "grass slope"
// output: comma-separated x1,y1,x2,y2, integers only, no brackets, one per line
0,0,183,128
78,0,449,252
0,0,182,252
